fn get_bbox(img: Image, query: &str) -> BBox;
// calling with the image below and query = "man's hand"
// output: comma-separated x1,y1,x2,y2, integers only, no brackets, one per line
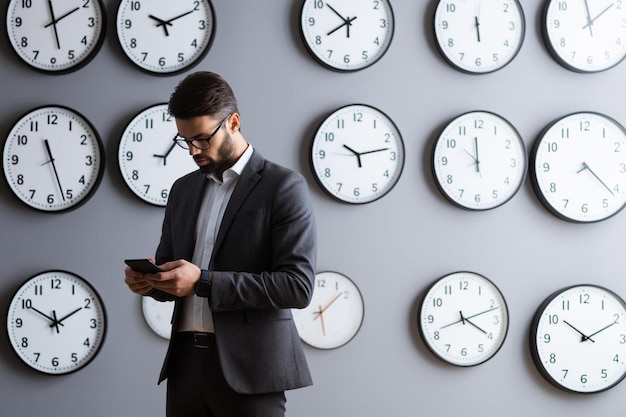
124,263,157,295
146,259,201,297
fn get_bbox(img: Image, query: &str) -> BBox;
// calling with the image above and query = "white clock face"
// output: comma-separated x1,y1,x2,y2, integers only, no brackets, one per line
118,104,197,206
141,297,174,339
3,105,105,212
292,271,364,349
419,271,509,367
543,0,626,73
531,285,626,393
6,270,107,375
6,0,105,73
433,0,525,74
310,104,404,204
531,112,626,223
432,111,527,210
116,0,215,74
300,0,394,71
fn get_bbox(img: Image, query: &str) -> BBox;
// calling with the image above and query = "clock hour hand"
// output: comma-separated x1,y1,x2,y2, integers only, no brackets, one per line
582,0,595,36
325,4,357,38
577,161,614,196
563,319,595,342
343,144,364,168
153,142,178,166
29,305,63,329
44,6,80,28
460,311,488,334
149,14,173,36
43,139,66,202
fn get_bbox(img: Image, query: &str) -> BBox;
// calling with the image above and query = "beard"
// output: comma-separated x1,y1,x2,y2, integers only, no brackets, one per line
196,131,235,175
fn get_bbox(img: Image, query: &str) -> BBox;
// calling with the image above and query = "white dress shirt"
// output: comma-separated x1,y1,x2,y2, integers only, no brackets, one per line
177,145,253,332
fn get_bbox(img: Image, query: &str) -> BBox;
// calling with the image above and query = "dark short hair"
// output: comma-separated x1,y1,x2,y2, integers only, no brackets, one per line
168,71,239,119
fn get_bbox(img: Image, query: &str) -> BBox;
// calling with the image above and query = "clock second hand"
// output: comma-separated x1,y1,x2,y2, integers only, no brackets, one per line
440,306,499,329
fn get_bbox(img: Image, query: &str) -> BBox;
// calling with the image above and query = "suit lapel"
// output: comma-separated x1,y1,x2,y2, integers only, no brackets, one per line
211,151,263,262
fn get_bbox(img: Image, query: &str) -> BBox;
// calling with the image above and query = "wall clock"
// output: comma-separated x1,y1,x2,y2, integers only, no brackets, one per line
542,0,626,73
419,271,509,367
6,270,107,375
141,297,174,339
432,110,527,210
116,0,215,75
433,0,525,74
292,271,364,349
299,0,395,72
310,103,404,204
530,284,626,393
530,112,626,223
5,0,106,74
3,105,105,213
118,103,196,206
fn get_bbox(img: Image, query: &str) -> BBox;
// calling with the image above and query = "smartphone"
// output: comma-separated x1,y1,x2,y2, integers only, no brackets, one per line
124,258,163,274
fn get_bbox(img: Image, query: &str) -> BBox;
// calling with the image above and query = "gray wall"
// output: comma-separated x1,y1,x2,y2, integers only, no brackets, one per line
2,0,626,416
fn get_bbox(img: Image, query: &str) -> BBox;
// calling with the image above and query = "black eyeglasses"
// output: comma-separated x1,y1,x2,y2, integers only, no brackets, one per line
173,114,231,150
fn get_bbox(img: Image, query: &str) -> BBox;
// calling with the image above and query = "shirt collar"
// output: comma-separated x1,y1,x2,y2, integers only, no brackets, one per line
207,144,253,185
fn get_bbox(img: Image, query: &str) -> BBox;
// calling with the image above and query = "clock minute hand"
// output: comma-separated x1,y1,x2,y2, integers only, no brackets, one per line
577,162,614,196
360,147,389,156
153,142,179,166
474,16,481,42
326,3,348,22
43,139,66,201
45,0,62,49
313,292,343,320
587,319,618,339
164,9,195,25
55,307,83,325
583,3,615,29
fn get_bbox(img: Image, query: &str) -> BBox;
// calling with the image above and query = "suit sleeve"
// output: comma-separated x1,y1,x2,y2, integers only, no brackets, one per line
209,170,317,312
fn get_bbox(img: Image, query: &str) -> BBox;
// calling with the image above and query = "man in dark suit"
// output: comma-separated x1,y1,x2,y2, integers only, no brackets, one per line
124,71,316,417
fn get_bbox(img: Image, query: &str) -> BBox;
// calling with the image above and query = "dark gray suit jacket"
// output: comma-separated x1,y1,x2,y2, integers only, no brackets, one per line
150,150,316,394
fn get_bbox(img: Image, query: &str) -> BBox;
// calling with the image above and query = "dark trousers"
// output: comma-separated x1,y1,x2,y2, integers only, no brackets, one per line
166,332,286,417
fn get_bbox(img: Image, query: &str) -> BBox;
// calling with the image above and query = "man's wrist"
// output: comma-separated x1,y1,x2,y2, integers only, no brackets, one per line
195,269,212,298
